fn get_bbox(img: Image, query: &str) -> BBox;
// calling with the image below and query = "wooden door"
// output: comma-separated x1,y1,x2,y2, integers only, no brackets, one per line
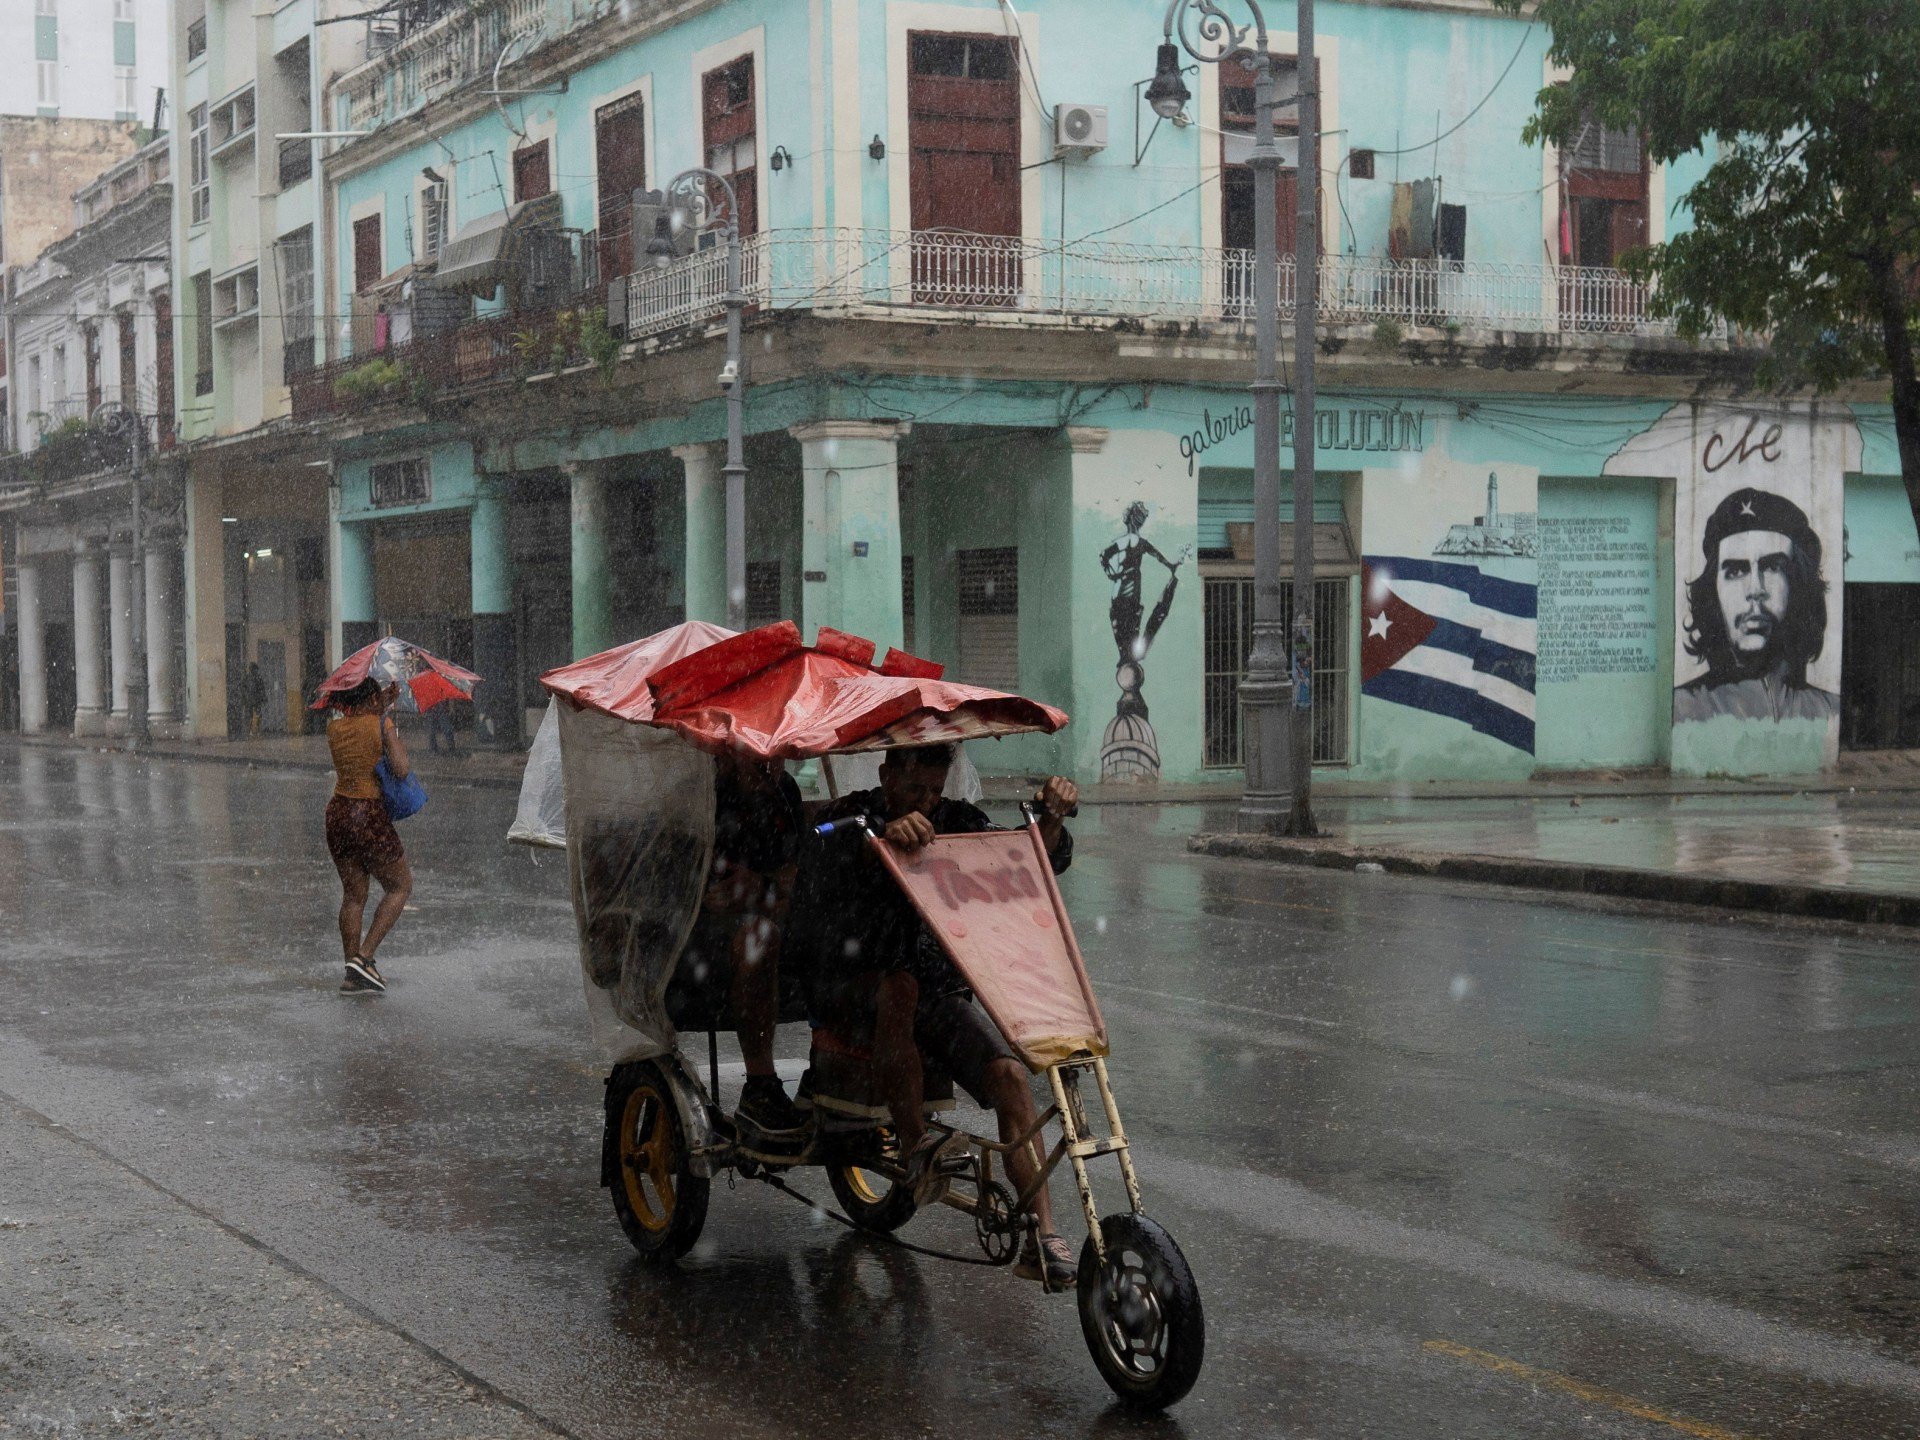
907,32,1021,304
153,292,173,447
353,215,383,292
596,93,647,279
702,58,758,237
513,142,551,202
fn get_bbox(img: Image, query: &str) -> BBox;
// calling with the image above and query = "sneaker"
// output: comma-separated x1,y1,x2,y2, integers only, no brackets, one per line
339,961,384,994
1013,1231,1077,1290
903,1130,968,1209
736,1075,806,1136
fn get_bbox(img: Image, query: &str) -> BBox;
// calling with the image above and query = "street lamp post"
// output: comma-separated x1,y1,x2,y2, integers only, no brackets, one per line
1151,0,1317,835
649,168,748,633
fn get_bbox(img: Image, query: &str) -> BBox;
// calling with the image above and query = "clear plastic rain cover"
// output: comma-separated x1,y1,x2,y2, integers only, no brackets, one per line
506,701,567,849
556,703,714,1060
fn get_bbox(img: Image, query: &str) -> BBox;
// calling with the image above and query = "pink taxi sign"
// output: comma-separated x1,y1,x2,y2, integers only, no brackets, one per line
872,826,1108,1070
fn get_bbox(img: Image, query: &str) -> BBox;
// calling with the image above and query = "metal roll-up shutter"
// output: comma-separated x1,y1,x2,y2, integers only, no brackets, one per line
957,546,1018,690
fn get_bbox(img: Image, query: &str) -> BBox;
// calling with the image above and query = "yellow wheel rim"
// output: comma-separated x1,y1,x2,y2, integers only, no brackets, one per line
842,1128,899,1206
619,1083,677,1233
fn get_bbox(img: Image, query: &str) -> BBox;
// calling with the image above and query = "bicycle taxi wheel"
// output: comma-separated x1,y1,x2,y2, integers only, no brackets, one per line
1077,1213,1205,1409
605,1060,709,1262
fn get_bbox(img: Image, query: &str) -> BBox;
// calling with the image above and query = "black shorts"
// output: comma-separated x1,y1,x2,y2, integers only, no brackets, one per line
818,973,1019,1107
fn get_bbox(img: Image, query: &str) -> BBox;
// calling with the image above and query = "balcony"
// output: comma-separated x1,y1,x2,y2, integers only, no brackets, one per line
0,412,158,497
621,229,1726,346
339,0,624,133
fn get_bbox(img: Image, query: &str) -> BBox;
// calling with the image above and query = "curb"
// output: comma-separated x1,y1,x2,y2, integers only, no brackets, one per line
1188,832,1920,929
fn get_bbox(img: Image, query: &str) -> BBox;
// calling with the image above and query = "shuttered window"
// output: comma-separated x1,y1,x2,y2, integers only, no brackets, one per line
746,561,781,627
957,546,1018,690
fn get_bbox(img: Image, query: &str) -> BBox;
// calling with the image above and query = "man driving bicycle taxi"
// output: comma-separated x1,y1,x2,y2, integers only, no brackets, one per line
800,743,1080,1289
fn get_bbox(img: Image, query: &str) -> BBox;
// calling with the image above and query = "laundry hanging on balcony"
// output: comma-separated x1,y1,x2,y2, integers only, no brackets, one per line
430,192,564,297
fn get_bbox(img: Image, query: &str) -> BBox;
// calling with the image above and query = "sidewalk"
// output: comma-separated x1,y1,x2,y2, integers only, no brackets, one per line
16,729,1920,925
9,729,531,789
1194,785,1920,927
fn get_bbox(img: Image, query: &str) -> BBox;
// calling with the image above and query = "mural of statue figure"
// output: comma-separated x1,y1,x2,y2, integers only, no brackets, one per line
1099,501,1189,780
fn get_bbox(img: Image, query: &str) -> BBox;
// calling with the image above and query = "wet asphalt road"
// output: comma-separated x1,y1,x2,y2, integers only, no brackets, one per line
2,744,1919,1439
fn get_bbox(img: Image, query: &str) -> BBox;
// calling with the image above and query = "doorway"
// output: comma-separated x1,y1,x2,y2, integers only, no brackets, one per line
256,638,288,734
1842,583,1920,749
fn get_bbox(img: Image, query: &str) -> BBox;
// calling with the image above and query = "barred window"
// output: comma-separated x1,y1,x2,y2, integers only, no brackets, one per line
369,458,430,508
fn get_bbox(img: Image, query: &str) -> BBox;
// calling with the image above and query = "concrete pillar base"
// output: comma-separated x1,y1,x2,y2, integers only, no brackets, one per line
73,711,111,738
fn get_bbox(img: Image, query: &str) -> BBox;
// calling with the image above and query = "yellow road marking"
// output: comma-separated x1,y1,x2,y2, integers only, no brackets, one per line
1424,1340,1750,1440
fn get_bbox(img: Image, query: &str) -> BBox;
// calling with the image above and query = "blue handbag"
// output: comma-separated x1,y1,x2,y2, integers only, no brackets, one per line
375,757,427,821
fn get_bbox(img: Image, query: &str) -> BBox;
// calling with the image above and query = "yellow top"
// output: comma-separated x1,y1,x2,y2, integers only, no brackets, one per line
328,713,384,800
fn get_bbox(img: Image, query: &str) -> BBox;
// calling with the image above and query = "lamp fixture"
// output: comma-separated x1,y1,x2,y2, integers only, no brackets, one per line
768,145,793,172
646,213,678,270
1145,43,1192,120
868,134,886,161
421,165,444,184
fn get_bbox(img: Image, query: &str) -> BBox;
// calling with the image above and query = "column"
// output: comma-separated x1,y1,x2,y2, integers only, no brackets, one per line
675,443,727,625
146,536,181,727
567,460,612,659
469,476,519,745
331,509,377,661
107,542,133,731
15,556,46,734
71,539,108,736
790,421,905,651
183,466,229,739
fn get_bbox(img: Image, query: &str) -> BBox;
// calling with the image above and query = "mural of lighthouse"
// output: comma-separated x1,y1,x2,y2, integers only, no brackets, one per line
1099,501,1190,780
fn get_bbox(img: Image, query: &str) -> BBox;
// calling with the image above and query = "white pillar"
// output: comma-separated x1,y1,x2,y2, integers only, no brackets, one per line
15,556,47,734
146,537,180,725
72,540,107,735
108,542,133,729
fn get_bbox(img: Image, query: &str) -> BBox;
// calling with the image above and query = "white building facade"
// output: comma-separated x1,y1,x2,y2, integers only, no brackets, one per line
1,136,183,738
0,0,170,125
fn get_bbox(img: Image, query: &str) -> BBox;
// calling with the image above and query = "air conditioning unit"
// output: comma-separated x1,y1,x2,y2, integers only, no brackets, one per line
1054,103,1108,155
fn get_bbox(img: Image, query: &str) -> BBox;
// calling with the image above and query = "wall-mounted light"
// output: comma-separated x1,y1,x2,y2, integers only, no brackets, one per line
768,145,794,173
868,134,886,161
421,165,445,185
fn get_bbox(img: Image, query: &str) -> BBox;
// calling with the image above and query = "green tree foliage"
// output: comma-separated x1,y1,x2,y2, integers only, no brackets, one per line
1496,0,1920,502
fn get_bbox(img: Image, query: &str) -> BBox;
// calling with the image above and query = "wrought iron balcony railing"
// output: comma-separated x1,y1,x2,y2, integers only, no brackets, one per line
621,229,1726,345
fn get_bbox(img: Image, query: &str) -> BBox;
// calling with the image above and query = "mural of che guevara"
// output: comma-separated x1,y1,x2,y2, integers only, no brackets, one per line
1099,501,1189,779
1674,486,1838,724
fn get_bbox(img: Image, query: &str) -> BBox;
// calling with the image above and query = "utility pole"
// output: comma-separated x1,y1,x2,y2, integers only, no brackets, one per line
1286,0,1318,835
126,410,150,750
1151,0,1317,835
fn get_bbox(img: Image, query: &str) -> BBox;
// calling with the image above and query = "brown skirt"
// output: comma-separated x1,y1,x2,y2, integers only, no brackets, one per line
325,795,404,871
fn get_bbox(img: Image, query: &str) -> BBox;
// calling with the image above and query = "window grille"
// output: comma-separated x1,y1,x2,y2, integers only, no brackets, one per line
746,561,782,627
369,458,430,509
901,554,916,653
1203,575,1351,767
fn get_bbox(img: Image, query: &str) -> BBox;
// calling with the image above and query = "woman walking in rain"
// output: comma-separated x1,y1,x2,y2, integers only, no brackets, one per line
324,677,413,994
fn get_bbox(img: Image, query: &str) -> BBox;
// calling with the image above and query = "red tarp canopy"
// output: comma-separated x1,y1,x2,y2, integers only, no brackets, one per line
538,620,736,721
549,621,1067,759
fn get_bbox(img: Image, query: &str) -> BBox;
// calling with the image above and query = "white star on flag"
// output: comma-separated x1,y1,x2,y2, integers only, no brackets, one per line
1367,612,1393,639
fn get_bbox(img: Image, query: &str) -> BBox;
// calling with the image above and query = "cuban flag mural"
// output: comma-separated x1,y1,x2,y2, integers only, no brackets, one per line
1360,558,1538,753
1358,461,1540,756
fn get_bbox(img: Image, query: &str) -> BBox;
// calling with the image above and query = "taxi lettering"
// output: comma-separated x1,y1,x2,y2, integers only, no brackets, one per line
924,856,1042,909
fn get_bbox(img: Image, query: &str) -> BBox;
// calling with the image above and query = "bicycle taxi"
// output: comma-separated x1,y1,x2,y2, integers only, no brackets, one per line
520,620,1205,1409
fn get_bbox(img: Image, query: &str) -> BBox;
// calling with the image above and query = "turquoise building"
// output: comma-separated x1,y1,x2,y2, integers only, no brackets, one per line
279,0,1907,781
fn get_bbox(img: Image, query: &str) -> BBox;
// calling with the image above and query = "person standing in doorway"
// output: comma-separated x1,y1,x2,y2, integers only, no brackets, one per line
324,677,413,994
243,662,267,737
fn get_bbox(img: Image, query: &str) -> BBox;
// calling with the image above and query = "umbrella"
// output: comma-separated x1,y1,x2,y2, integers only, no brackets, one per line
311,636,481,713
628,621,1069,760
